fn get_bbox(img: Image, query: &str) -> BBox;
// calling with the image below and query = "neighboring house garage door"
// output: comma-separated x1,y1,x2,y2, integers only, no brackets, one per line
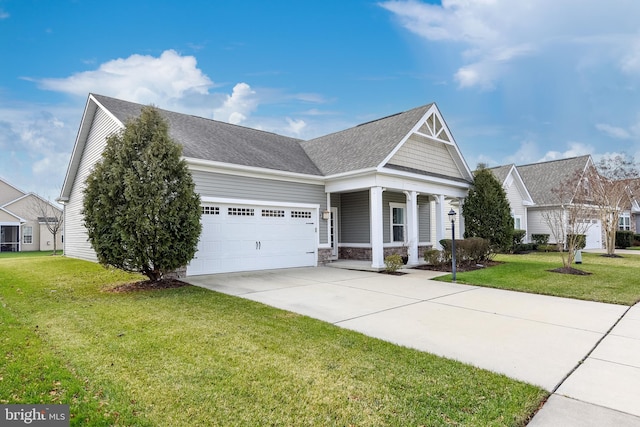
187,202,318,276
584,219,602,249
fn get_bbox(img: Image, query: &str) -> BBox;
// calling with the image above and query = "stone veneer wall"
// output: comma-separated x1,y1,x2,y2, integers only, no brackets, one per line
317,248,333,265
339,245,433,261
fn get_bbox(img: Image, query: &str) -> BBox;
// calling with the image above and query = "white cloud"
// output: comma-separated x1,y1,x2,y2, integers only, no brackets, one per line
284,117,306,135
213,83,259,125
380,0,640,89
0,9,9,19
595,123,631,140
538,141,594,162
34,50,214,105
504,140,541,165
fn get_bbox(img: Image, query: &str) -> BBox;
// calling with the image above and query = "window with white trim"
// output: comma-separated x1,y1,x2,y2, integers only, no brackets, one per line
23,226,33,244
262,209,285,217
619,213,631,231
390,203,406,242
513,215,522,230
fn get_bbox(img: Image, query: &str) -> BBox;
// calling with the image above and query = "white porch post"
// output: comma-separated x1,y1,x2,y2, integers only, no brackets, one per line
370,186,384,269
457,198,465,239
435,195,446,249
404,190,419,265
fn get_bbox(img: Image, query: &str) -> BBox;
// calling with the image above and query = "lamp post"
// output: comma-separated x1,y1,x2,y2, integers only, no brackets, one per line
448,209,457,282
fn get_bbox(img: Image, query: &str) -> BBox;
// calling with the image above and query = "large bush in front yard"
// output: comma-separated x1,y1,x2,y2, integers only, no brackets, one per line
83,106,202,282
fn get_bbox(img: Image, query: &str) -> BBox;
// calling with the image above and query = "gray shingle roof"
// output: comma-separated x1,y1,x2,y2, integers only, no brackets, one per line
92,94,323,176
516,155,591,205
300,104,433,175
488,164,514,184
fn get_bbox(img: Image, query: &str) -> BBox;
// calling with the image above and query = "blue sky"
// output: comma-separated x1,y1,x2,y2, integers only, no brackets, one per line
1,0,639,201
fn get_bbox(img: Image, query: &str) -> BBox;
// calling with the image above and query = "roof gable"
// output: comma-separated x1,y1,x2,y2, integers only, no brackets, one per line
516,155,593,205
488,164,534,206
300,103,472,181
0,177,27,206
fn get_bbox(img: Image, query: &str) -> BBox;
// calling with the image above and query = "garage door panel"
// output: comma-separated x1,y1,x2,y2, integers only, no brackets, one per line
187,203,317,276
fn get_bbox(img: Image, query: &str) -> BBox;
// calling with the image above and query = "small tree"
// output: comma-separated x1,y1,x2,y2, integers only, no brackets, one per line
540,170,595,269
29,195,63,255
586,154,639,256
463,166,514,252
83,106,202,282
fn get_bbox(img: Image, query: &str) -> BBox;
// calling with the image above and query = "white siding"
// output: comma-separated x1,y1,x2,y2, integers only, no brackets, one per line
503,175,528,239
388,136,464,179
527,208,555,240
64,108,121,261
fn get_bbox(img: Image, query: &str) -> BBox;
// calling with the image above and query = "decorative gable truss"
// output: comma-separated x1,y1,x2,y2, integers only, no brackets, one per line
382,105,473,182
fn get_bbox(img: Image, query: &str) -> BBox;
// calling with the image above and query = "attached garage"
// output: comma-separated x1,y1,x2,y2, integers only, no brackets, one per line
187,200,319,276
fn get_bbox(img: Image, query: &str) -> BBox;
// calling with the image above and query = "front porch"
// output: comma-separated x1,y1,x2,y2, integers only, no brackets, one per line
325,186,466,270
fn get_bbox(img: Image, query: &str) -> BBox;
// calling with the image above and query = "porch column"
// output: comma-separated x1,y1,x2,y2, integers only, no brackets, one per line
404,190,419,265
370,186,384,269
457,198,465,239
435,195,446,249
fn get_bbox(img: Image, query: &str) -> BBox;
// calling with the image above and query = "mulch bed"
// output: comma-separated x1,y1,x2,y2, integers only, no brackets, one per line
547,267,592,275
105,279,190,293
413,260,502,273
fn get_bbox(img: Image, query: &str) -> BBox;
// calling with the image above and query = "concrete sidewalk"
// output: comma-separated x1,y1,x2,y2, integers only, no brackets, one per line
184,267,639,425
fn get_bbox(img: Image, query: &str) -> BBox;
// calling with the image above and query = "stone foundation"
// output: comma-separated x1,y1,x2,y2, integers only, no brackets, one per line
339,247,372,260
317,248,334,265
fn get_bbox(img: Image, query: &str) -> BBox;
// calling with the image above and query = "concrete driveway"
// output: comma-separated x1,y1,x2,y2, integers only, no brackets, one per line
184,266,638,425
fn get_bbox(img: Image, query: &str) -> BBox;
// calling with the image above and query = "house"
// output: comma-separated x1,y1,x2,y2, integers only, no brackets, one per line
491,155,603,249
487,164,534,236
0,177,63,252
59,94,473,275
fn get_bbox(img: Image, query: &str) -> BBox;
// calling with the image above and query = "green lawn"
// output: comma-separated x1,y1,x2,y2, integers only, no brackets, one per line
442,251,640,305
0,255,546,426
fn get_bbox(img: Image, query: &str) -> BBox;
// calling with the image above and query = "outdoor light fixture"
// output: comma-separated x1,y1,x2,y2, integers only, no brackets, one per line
322,210,331,220
448,208,457,282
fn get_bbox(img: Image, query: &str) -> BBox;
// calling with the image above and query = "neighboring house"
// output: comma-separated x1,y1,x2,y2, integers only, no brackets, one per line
59,94,473,275
491,155,603,249
620,178,640,234
488,164,534,237
0,177,63,252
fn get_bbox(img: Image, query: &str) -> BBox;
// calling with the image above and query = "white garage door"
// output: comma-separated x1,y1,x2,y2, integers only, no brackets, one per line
187,202,318,276
584,219,602,249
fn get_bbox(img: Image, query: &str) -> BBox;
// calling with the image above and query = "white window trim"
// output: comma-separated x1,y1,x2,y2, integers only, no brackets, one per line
513,215,523,230
389,202,407,243
23,225,33,244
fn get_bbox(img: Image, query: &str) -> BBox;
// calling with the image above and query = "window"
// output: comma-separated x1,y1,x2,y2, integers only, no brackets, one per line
513,215,522,230
619,213,631,231
390,203,406,242
262,209,285,217
291,210,312,219
23,226,33,244
201,206,220,215
228,207,254,216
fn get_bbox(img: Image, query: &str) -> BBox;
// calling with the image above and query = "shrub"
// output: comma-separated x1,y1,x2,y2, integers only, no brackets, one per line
634,234,640,246
439,237,492,266
512,229,526,246
384,254,404,273
423,249,442,265
615,231,634,249
531,234,549,245
566,234,586,250
513,243,536,253
537,244,559,252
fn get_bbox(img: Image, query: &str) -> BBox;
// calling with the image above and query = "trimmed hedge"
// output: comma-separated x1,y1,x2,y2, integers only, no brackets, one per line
531,234,549,245
566,234,586,250
616,231,634,249
439,237,492,266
